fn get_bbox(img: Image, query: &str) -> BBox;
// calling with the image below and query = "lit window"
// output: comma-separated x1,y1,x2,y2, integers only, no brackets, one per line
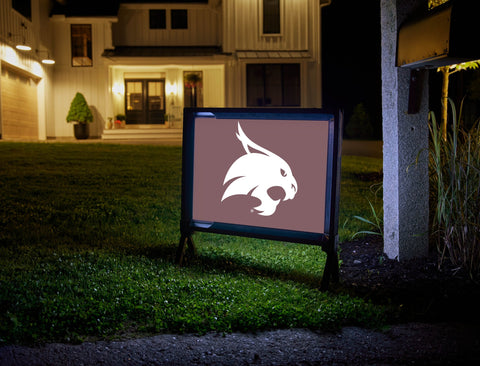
150,9,166,29
71,25,92,67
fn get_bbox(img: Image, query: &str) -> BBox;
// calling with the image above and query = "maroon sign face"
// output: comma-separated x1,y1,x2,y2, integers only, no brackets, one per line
192,117,330,234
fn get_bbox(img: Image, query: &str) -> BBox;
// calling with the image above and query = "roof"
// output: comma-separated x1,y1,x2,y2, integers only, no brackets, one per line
50,0,208,17
102,46,226,58
51,0,120,17
236,51,312,59
119,1,208,3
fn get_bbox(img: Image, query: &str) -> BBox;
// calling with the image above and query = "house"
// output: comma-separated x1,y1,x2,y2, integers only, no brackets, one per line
0,0,331,141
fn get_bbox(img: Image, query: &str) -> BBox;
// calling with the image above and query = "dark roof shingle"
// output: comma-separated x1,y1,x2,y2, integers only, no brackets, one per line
102,46,225,58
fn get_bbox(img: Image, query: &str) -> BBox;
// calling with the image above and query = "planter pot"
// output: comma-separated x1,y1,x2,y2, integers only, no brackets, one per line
74,123,89,140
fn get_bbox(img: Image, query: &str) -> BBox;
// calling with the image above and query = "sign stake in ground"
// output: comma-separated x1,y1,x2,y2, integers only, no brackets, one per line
177,108,343,290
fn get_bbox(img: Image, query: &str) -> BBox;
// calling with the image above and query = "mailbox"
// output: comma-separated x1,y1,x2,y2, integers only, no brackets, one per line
397,1,480,68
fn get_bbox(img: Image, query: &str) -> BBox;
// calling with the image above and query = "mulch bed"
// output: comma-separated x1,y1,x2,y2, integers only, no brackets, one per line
338,235,480,323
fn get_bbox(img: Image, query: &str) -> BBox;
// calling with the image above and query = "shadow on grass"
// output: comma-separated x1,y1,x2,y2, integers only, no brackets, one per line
118,239,326,289
195,252,326,288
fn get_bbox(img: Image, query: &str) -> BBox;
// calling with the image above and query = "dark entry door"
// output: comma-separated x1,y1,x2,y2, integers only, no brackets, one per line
125,79,165,124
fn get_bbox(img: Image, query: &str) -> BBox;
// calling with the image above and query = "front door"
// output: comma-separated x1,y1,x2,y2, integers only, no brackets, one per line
125,79,165,124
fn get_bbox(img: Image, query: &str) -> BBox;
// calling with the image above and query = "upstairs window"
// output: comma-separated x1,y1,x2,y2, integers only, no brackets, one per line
263,0,281,34
71,24,92,67
12,0,31,21
171,9,188,29
150,9,166,29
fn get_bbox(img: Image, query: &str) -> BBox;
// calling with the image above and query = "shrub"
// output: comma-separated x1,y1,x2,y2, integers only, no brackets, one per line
66,93,93,124
429,99,480,279
345,103,374,140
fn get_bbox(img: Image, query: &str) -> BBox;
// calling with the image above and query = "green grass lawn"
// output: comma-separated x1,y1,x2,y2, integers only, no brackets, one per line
0,142,383,344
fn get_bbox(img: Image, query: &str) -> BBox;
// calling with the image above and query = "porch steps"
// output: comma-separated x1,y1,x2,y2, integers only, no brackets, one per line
102,127,182,142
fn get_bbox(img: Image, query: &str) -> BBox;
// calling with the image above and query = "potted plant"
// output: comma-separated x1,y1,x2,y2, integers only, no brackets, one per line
115,114,126,128
66,92,93,139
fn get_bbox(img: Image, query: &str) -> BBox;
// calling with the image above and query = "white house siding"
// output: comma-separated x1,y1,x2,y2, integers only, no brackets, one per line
52,68,109,138
223,0,310,52
222,0,324,108
0,0,54,140
50,18,115,138
203,67,225,107
112,4,221,46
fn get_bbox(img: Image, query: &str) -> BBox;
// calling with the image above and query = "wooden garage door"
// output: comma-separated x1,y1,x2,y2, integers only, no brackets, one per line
1,65,38,139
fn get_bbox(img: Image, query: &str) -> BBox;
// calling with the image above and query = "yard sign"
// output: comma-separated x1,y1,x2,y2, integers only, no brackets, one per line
178,108,343,289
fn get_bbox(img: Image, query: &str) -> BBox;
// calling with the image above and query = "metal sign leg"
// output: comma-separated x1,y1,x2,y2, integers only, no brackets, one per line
176,234,197,266
320,239,340,291
321,251,339,290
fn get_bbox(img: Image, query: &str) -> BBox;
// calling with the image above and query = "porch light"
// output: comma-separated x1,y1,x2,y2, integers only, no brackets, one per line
9,33,31,51
9,23,32,52
37,49,55,64
112,83,124,95
166,82,178,96
16,41,31,51
41,56,55,65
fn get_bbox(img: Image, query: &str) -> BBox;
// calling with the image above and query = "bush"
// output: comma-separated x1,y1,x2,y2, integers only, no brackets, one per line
429,99,480,279
345,103,374,140
66,93,93,124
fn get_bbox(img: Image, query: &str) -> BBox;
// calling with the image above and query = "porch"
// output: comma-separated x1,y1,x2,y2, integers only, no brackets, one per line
102,125,182,143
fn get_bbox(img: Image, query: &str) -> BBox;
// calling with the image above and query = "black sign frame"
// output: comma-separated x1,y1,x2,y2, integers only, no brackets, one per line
177,108,343,289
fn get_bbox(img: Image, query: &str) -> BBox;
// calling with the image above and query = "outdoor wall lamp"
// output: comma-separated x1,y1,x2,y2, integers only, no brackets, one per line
36,49,55,65
112,82,124,95
166,82,178,96
9,23,31,51
8,32,31,51
167,82,178,106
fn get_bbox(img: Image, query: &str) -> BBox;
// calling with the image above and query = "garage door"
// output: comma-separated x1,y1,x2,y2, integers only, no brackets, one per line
1,65,38,140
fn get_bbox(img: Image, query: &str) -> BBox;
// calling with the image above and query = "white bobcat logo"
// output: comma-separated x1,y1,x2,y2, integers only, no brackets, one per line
221,123,298,216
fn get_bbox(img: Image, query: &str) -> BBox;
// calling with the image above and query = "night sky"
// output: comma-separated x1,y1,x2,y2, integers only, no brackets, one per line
322,0,382,139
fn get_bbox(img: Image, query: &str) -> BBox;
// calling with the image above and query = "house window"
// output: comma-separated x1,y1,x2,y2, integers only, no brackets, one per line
71,25,92,67
149,9,166,29
171,9,188,29
12,0,31,20
246,64,300,107
263,0,281,34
